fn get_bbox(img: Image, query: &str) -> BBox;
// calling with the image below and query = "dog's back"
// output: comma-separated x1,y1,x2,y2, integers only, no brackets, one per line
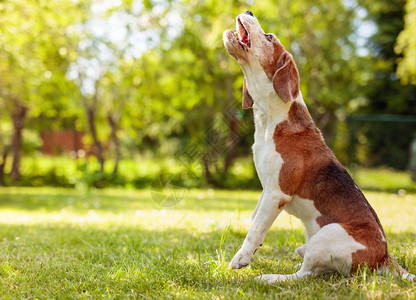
277,101,389,273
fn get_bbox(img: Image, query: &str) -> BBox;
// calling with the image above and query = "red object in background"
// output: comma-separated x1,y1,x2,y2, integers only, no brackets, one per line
41,131,85,155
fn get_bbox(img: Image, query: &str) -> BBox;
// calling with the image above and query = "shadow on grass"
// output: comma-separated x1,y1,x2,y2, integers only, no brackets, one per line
0,190,152,212
0,189,260,212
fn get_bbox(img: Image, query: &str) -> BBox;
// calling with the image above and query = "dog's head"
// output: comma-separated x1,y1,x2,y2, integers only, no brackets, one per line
223,11,300,108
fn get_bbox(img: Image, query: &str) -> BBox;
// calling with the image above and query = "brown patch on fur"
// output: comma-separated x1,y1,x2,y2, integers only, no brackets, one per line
272,54,300,103
273,102,388,272
259,42,300,102
342,221,388,272
259,39,286,81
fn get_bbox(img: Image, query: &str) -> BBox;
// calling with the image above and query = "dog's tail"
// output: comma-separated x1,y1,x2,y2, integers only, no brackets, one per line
380,254,415,281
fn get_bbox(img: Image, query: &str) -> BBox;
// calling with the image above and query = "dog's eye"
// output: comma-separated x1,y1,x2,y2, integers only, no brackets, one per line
265,34,273,41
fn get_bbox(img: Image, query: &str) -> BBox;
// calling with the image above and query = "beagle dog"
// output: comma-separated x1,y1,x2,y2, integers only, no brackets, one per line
223,11,415,283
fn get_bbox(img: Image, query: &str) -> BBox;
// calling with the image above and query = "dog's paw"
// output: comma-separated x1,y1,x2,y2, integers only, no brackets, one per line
255,274,280,284
230,249,252,269
402,273,415,281
255,274,296,283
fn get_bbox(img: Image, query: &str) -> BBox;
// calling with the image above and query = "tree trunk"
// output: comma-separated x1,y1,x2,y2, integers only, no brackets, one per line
202,154,213,185
107,112,121,175
10,100,28,182
86,107,105,171
0,146,9,185
317,109,337,146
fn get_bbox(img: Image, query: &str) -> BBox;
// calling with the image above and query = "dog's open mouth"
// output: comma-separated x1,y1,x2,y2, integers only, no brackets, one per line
236,17,250,48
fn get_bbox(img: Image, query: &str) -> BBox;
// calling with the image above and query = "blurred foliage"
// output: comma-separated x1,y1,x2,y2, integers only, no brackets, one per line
0,0,83,123
0,0,416,186
259,0,366,143
355,0,416,169
2,155,415,193
395,0,416,85
0,155,260,189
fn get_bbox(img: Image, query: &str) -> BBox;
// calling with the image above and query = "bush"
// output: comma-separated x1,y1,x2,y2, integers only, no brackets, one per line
2,155,415,192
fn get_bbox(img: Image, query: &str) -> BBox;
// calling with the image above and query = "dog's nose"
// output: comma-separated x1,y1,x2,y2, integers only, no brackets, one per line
245,11,254,17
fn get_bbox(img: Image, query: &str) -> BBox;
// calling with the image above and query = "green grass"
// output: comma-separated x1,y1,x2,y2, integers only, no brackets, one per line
354,168,416,193
0,178,416,298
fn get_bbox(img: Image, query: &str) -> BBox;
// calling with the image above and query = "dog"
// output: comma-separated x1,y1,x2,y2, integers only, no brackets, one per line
223,11,415,283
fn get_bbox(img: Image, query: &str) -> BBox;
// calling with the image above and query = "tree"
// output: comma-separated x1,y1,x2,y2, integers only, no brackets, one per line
0,0,85,181
66,0,169,173
101,59,138,175
107,0,368,187
145,0,366,184
132,1,254,184
395,0,416,85
0,98,11,185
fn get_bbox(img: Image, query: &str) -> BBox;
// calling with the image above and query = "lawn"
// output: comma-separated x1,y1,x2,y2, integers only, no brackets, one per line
0,172,416,298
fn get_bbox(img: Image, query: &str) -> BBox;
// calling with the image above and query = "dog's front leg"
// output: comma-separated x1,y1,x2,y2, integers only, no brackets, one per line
250,191,264,221
230,190,290,269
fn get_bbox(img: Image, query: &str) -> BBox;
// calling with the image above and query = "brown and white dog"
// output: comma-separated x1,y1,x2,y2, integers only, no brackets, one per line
223,11,415,283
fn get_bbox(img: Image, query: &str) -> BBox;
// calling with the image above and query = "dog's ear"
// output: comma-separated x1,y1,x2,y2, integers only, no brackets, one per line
242,78,253,109
272,53,300,103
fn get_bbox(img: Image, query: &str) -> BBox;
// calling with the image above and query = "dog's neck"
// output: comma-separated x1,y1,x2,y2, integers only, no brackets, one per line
243,75,306,140
241,60,308,139
241,60,304,138
252,94,290,133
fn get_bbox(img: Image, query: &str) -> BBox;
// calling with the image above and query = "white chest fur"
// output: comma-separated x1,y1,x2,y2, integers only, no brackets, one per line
250,92,291,191
242,59,291,191
252,104,286,190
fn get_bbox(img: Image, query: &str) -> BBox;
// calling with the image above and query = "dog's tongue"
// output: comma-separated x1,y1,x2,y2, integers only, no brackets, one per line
242,34,249,45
